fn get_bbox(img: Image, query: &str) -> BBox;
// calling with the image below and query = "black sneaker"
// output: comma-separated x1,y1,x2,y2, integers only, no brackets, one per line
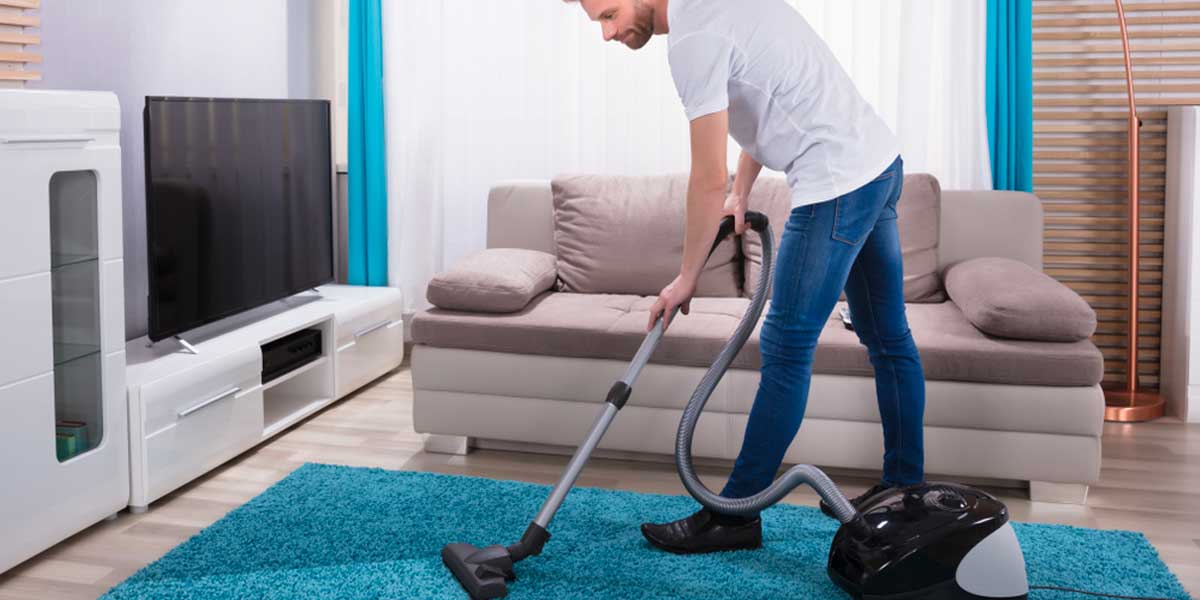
640,508,762,555
819,482,893,519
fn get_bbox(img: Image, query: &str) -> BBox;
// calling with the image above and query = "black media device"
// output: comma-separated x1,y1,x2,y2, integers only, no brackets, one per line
143,96,335,342
261,329,323,384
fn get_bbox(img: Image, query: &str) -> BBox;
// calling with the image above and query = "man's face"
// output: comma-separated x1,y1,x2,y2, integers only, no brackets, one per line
580,0,656,50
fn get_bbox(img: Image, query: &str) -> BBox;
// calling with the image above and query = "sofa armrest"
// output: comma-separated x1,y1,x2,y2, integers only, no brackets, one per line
487,181,556,254
940,190,1044,272
944,257,1097,342
426,248,557,313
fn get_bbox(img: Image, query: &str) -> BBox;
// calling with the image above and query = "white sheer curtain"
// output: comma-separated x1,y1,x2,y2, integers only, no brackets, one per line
383,0,990,316
801,0,992,191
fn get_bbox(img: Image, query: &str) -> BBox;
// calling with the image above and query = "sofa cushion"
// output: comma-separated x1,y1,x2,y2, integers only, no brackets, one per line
943,257,1098,342
551,174,742,298
414,293,749,371
426,248,558,314
412,294,1104,387
743,174,946,303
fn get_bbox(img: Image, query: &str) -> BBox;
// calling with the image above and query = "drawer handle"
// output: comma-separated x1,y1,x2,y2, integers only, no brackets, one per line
354,320,392,339
177,386,241,418
0,135,96,145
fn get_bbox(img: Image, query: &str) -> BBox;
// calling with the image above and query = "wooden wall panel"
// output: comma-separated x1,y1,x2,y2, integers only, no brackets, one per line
1032,0,1200,391
0,0,38,87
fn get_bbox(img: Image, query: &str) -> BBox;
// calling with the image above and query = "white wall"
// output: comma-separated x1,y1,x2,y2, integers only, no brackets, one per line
29,0,323,341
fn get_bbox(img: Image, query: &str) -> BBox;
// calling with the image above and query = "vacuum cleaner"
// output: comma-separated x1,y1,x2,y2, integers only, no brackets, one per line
442,212,1030,600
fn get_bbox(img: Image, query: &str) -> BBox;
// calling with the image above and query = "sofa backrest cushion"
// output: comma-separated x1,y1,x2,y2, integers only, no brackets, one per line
551,174,742,297
742,173,946,303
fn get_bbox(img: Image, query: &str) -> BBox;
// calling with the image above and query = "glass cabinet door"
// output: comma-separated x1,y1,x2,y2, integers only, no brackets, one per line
49,170,103,462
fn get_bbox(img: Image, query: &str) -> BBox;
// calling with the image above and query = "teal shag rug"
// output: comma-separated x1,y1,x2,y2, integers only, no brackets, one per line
102,463,1192,600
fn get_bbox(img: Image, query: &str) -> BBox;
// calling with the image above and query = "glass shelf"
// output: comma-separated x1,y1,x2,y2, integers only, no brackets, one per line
54,342,101,368
51,252,99,270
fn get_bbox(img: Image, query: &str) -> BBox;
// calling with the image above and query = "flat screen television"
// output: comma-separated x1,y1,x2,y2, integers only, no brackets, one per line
144,96,334,342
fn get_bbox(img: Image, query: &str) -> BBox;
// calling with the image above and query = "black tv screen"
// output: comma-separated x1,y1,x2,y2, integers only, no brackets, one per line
144,96,334,342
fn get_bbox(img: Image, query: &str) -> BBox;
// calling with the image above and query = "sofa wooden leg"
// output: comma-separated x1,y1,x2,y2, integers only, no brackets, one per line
424,434,472,456
1029,481,1089,505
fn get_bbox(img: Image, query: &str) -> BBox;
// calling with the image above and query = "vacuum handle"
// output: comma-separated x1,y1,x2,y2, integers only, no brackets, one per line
707,211,770,257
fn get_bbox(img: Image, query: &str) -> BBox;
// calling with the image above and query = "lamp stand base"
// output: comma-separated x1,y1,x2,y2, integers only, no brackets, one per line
1104,389,1165,422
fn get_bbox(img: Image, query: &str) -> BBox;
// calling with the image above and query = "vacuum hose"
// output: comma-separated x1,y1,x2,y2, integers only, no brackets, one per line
675,212,864,531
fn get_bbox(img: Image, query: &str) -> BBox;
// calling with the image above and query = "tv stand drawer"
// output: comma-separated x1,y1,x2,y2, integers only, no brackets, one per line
325,285,405,398
143,386,263,502
336,317,403,398
138,346,262,436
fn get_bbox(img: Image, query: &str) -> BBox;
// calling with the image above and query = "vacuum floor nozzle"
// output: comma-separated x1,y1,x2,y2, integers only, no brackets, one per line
441,543,514,600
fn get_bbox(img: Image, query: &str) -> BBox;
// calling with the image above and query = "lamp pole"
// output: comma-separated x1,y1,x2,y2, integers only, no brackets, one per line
1104,0,1165,422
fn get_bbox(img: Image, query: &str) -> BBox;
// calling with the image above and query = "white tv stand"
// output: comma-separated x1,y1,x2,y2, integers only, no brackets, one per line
124,284,404,512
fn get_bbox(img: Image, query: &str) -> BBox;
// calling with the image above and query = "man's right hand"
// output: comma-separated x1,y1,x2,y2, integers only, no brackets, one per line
723,191,749,235
648,273,698,333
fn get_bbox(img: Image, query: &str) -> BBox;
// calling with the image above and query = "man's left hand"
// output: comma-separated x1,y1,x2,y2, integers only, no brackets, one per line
723,192,749,235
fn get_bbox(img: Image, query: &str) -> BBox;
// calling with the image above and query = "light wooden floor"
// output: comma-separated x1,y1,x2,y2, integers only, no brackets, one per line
2,363,1198,599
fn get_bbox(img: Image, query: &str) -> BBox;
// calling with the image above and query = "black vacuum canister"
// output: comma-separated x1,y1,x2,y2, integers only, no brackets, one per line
827,482,1029,600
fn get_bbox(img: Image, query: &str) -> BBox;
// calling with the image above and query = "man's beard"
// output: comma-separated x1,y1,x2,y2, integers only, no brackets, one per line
624,0,655,49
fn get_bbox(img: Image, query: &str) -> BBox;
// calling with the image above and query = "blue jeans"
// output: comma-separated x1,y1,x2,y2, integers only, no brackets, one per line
720,156,926,500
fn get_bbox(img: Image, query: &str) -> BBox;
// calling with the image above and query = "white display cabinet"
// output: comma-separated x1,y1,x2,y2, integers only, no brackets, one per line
0,90,128,574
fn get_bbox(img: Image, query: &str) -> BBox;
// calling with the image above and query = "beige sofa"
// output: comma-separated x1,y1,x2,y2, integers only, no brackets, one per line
410,175,1106,504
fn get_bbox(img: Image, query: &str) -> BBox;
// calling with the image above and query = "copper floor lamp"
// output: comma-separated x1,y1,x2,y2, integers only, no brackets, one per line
1105,0,1165,422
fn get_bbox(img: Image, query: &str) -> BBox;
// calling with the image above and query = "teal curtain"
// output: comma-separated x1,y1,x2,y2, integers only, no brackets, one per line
986,0,1033,192
348,0,388,286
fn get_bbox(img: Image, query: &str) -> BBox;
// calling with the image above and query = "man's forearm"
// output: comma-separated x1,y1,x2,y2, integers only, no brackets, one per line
679,111,732,284
732,150,763,198
681,173,728,281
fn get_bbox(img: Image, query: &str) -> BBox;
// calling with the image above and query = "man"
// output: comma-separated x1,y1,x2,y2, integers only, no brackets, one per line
566,0,927,555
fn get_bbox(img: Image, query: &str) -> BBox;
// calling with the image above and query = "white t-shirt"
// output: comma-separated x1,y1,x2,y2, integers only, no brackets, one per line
667,0,900,207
